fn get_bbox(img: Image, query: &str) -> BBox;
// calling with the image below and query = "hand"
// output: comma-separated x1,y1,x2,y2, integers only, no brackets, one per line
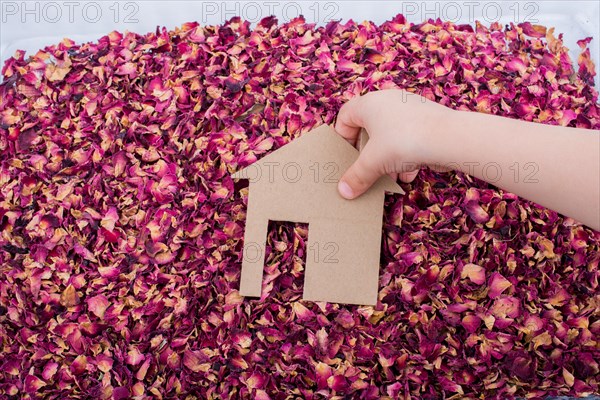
335,89,451,199
334,90,600,230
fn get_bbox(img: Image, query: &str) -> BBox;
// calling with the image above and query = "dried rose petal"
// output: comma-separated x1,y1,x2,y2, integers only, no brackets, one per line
24,375,46,393
86,295,109,319
488,272,513,299
60,284,80,307
461,263,486,285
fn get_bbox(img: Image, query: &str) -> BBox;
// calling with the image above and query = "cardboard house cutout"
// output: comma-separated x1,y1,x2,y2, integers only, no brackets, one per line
232,124,404,305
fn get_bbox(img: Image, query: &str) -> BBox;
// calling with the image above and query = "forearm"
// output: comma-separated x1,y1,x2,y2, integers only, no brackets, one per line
429,109,600,231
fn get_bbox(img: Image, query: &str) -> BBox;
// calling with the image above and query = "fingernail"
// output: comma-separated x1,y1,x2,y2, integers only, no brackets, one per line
338,181,354,199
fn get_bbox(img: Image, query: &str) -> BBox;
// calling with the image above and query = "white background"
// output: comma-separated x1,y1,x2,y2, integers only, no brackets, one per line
0,0,599,88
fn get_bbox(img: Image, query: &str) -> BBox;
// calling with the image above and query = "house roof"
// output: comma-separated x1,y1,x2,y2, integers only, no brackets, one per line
232,124,404,194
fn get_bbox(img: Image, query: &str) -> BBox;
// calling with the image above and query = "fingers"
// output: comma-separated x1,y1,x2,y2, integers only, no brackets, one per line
338,141,383,199
399,169,420,183
335,96,365,146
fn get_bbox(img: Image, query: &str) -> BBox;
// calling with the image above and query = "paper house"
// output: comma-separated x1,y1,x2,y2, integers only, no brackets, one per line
232,124,404,305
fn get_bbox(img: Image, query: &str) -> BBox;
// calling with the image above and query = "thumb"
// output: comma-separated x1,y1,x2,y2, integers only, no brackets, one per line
338,141,383,200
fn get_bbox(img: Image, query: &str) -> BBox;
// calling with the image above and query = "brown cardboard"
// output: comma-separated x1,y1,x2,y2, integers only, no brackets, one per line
232,124,404,305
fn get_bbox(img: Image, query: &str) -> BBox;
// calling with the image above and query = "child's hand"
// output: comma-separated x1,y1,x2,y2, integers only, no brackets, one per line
335,89,450,199
335,89,599,231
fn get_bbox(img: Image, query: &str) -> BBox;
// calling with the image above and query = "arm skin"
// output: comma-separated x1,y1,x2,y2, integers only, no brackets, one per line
335,89,600,232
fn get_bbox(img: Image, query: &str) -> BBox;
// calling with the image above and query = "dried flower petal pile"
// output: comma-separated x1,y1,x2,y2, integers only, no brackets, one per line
1,15,599,399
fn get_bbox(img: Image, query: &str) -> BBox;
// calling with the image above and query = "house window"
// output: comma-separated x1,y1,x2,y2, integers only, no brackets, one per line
262,221,308,302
